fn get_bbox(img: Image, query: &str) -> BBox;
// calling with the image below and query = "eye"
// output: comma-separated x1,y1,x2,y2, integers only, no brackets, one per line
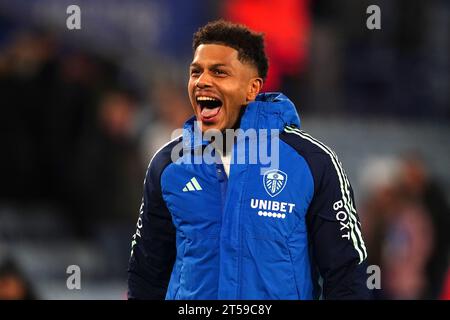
190,68,201,77
212,69,227,76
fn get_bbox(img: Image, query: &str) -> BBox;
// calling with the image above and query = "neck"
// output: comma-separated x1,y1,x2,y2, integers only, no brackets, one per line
220,104,246,154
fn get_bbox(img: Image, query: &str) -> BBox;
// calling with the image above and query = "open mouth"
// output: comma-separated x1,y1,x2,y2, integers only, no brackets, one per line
196,96,223,121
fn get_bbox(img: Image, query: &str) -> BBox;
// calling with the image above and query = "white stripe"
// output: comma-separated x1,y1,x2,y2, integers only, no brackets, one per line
286,126,367,260
297,129,358,212
191,177,202,190
285,126,367,262
286,127,366,255
143,135,182,185
285,127,365,262
288,127,367,258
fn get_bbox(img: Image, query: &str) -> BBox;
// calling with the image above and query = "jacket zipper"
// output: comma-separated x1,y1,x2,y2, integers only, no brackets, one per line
215,161,227,299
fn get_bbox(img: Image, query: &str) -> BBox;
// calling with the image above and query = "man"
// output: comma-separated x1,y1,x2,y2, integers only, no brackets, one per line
128,20,371,299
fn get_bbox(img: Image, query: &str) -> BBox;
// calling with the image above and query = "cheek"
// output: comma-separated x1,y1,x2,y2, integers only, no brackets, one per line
187,83,196,103
187,81,194,96
224,83,247,104
230,89,248,109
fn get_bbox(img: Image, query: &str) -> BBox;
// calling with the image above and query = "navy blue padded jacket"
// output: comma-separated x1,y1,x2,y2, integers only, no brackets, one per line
128,92,371,300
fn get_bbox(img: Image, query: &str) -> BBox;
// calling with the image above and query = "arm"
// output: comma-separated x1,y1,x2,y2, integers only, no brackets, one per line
127,158,176,300
307,153,371,300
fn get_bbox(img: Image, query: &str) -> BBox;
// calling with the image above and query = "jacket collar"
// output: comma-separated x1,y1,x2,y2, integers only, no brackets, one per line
239,92,301,131
182,92,301,149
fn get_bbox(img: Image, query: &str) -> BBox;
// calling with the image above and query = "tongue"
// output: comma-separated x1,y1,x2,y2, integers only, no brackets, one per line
201,106,220,119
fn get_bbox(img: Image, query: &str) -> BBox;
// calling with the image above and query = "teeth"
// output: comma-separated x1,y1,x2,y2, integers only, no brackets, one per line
197,96,218,101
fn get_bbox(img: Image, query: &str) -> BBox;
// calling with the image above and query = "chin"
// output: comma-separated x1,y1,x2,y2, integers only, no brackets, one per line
201,123,222,132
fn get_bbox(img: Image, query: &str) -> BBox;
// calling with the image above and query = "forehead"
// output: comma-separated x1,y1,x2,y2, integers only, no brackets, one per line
191,44,241,67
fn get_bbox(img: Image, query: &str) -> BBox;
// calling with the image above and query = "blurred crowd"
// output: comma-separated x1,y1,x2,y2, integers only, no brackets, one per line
0,30,144,235
0,28,194,234
360,154,450,299
0,0,448,299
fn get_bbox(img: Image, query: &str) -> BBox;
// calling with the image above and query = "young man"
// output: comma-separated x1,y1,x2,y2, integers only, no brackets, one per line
128,20,371,299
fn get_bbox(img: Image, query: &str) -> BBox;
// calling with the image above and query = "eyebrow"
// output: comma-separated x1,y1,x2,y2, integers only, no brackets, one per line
190,63,229,69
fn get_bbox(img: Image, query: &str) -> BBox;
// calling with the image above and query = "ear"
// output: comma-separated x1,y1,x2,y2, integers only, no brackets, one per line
246,77,263,102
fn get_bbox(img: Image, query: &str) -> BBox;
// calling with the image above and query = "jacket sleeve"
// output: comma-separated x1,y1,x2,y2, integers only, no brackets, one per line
127,156,176,300
306,152,372,300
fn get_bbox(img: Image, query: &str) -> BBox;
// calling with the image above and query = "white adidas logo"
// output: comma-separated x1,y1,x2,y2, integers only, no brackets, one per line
182,177,203,192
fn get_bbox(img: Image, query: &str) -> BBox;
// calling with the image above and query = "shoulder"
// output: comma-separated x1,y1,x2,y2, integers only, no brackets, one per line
280,125,339,167
280,125,344,190
145,135,183,186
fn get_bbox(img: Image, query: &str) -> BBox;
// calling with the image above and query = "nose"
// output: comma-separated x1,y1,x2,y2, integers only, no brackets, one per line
195,72,212,89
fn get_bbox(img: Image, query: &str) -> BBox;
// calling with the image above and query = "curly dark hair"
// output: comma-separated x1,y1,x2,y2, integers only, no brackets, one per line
192,20,269,81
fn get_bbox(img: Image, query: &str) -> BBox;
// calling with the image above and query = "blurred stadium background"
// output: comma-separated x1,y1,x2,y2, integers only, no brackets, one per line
0,0,448,299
